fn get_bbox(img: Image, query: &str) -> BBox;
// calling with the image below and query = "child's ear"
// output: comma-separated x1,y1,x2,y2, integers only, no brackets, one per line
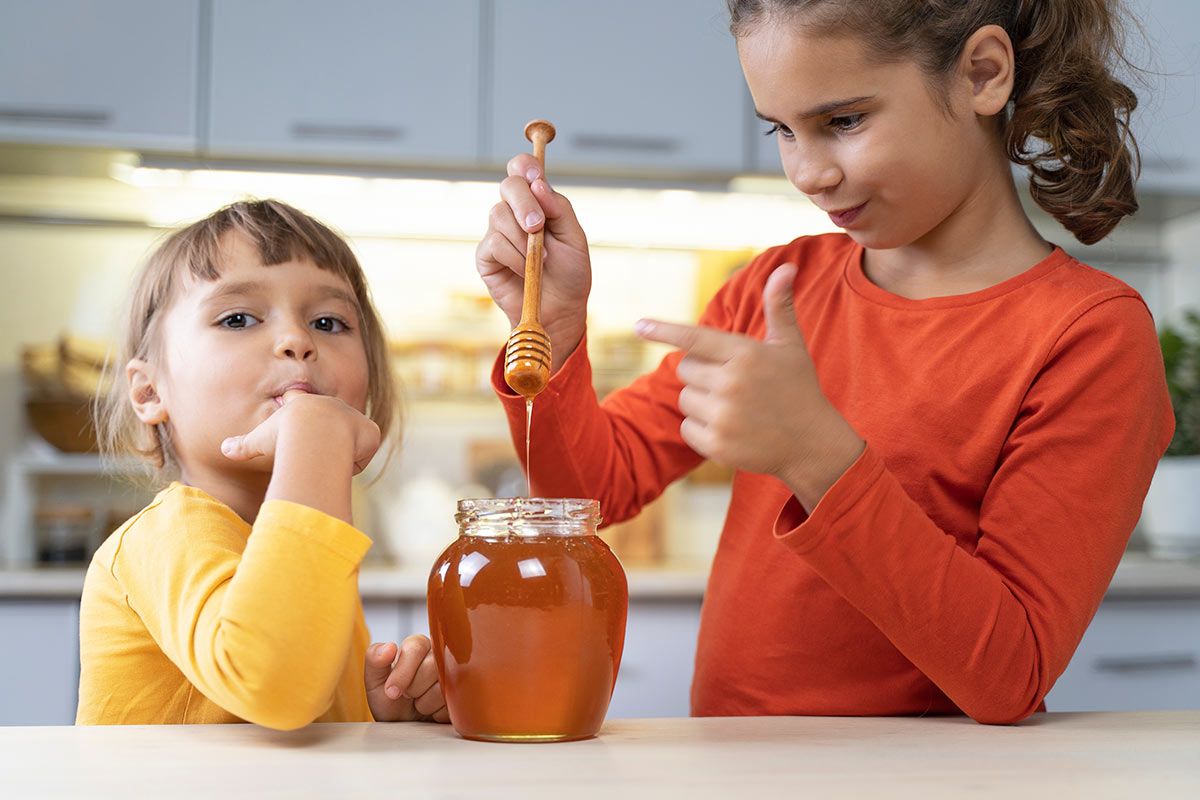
960,24,1015,118
126,359,168,425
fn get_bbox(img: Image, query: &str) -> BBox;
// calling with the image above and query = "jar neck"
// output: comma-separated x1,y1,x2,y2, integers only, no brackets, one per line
455,497,601,537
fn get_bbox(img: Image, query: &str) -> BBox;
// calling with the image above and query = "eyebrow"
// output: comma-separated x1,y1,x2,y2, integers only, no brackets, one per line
201,280,360,311
756,95,876,123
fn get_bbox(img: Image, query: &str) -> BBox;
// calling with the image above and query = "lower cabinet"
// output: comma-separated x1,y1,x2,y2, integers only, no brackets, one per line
0,600,79,725
1046,599,1200,712
371,598,704,720
7,594,1194,727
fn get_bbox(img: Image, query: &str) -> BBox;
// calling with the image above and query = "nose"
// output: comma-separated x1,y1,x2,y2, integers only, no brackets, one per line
274,321,316,362
786,146,843,197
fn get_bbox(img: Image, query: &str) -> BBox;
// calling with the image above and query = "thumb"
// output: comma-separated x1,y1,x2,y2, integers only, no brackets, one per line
220,432,265,462
763,263,803,344
363,642,398,692
531,178,586,248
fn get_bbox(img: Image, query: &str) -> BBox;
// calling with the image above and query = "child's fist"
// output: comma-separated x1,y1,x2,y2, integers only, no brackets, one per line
364,635,449,723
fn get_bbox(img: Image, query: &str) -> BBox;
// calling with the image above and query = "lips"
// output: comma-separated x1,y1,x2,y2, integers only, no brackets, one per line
271,381,316,406
826,202,867,227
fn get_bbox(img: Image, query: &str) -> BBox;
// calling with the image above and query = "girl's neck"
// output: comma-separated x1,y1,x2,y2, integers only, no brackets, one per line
178,465,271,525
864,154,1053,300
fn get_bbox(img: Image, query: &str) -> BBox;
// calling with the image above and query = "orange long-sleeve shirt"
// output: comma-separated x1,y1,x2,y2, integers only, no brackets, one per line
493,233,1174,724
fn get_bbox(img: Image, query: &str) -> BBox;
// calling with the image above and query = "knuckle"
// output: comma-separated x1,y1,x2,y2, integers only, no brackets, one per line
488,201,511,227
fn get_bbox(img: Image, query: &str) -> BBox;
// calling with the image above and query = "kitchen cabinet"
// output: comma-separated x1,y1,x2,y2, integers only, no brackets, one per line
489,0,749,175
206,0,480,165
607,599,702,718
1046,598,1200,711
0,0,200,150
0,600,79,725
1125,0,1200,193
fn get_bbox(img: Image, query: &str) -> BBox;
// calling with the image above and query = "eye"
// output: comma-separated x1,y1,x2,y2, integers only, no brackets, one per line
218,312,259,330
829,113,866,132
312,316,349,333
763,122,794,140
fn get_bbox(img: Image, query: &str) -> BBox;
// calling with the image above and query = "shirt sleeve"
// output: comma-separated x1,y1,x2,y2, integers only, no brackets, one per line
490,255,767,524
112,494,372,730
774,294,1175,724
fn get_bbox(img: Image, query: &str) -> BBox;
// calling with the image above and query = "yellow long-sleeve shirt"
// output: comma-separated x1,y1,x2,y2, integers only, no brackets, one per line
76,482,374,729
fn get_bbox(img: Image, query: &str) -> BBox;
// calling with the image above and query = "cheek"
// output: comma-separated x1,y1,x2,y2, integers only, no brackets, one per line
341,345,372,413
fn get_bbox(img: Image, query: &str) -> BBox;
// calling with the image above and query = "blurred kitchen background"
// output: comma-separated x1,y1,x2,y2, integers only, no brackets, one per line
1,0,1198,725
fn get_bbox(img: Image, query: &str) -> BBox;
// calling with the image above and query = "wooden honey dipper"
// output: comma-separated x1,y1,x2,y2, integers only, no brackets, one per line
503,119,557,399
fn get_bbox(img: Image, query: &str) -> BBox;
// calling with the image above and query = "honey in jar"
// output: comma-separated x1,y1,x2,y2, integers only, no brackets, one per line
427,497,628,742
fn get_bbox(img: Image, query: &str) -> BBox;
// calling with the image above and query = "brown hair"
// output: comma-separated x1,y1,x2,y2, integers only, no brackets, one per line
96,199,400,480
728,0,1141,245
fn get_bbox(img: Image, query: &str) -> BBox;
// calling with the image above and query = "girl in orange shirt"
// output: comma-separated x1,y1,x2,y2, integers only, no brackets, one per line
476,1,1174,722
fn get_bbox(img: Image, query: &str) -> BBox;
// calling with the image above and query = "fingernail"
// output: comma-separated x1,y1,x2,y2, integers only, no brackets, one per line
533,177,551,193
525,167,540,182
386,685,401,699
221,438,236,455
634,320,653,336
525,211,542,229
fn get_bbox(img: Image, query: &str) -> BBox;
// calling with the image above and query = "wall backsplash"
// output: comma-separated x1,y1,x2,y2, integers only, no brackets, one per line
0,161,1189,568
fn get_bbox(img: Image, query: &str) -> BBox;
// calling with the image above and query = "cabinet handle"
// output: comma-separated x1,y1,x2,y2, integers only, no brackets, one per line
1094,653,1198,674
572,133,680,154
290,122,404,142
0,107,110,126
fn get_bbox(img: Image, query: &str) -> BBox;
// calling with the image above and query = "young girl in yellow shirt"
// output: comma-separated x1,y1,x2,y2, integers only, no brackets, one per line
78,199,447,729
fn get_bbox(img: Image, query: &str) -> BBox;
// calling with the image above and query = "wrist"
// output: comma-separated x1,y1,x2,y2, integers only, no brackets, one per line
268,409,357,523
780,423,865,514
547,318,587,375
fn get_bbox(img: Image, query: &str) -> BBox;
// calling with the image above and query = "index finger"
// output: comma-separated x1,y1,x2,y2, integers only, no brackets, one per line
385,635,433,697
634,319,742,362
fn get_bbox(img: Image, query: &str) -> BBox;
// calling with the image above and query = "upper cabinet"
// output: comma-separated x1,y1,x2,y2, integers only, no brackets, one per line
1126,0,1200,193
0,0,200,150
206,0,480,165
489,0,749,176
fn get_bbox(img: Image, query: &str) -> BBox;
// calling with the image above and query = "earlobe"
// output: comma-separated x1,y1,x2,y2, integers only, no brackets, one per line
962,24,1015,117
126,358,168,425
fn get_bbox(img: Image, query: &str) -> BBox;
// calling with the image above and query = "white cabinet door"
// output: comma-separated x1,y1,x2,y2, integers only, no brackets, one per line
1046,599,1200,712
362,600,405,646
1119,0,1200,192
0,600,80,725
0,0,199,150
207,0,480,165
608,600,702,719
490,0,748,175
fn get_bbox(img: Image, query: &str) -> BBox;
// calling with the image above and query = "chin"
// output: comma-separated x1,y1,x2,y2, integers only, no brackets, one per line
844,223,930,251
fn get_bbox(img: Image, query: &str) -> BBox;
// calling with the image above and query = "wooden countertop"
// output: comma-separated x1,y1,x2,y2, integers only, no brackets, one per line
3,553,1199,600
1,712,1196,797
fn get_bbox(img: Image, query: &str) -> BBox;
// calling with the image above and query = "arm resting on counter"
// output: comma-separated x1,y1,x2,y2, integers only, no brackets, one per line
111,492,371,730
776,296,1174,723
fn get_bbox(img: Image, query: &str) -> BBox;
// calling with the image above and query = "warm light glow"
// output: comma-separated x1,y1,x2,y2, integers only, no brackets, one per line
109,163,836,249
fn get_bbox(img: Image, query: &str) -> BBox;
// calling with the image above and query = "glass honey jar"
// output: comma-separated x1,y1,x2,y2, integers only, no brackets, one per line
427,497,628,743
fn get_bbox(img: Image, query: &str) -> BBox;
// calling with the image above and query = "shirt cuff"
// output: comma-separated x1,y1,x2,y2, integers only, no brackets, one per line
773,444,885,554
254,499,373,566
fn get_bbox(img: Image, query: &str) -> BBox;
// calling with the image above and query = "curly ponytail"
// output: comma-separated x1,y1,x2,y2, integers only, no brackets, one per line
1006,1,1139,244
728,0,1142,244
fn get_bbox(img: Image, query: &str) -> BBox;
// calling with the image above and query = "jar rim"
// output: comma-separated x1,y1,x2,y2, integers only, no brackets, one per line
455,497,601,531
